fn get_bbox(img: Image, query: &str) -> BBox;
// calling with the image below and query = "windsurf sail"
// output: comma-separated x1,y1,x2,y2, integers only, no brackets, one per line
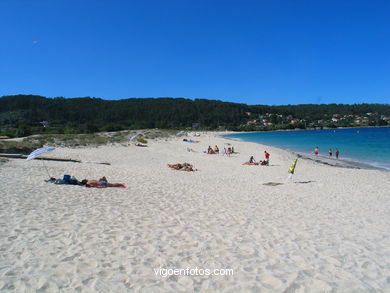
288,158,298,174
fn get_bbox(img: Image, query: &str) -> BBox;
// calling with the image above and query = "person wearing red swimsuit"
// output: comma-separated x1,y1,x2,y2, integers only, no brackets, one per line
264,151,270,165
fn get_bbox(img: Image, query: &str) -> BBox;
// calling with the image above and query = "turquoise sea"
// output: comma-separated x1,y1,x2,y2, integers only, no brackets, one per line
225,127,390,170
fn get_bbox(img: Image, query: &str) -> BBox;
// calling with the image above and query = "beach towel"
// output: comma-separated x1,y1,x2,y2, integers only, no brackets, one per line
86,184,127,189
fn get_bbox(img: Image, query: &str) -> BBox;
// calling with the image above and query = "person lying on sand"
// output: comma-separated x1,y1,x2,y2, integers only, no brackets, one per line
242,159,269,166
168,163,197,171
168,163,181,169
183,139,200,143
80,176,125,188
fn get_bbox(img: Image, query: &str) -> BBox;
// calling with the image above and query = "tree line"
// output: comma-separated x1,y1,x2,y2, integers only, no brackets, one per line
0,95,389,137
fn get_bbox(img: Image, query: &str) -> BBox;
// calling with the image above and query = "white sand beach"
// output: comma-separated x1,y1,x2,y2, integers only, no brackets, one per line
1,132,389,292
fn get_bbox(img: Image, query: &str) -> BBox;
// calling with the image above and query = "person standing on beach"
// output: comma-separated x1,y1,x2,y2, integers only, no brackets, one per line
335,149,340,159
264,151,270,165
314,147,319,157
329,149,332,159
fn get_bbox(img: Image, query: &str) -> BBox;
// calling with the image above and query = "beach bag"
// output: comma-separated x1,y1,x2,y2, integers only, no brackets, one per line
63,175,71,183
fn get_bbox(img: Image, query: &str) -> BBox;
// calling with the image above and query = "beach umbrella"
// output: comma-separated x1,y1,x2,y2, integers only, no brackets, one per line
26,147,55,160
26,147,55,178
176,131,185,136
130,134,139,141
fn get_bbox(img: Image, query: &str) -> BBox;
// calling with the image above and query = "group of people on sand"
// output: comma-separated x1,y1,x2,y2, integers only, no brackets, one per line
243,151,270,166
223,146,235,156
207,145,219,154
314,147,340,159
168,162,197,171
47,175,126,188
206,145,236,156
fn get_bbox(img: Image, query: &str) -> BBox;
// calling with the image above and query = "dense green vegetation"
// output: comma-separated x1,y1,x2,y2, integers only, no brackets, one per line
0,95,389,137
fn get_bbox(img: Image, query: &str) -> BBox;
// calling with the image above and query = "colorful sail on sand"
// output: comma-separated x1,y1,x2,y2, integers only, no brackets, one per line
288,158,298,174
288,158,298,179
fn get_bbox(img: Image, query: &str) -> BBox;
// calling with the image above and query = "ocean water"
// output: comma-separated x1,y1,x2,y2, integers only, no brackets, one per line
225,127,390,170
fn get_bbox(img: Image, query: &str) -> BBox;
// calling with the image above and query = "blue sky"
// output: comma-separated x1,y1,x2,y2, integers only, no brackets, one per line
1,0,389,105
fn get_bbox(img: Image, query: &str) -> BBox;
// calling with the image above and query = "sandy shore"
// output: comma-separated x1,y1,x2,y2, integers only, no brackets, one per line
0,132,389,292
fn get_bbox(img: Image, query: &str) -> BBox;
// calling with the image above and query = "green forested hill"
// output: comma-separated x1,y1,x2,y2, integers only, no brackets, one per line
0,95,389,137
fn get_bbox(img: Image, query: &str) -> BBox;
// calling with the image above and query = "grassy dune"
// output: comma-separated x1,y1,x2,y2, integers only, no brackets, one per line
0,129,179,153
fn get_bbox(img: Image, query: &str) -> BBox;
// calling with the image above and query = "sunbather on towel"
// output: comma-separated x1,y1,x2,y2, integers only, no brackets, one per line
168,162,196,171
183,139,200,143
81,176,125,188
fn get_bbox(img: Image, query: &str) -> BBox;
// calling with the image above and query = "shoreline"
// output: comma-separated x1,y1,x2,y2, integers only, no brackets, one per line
292,152,385,171
229,125,390,133
221,131,390,172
